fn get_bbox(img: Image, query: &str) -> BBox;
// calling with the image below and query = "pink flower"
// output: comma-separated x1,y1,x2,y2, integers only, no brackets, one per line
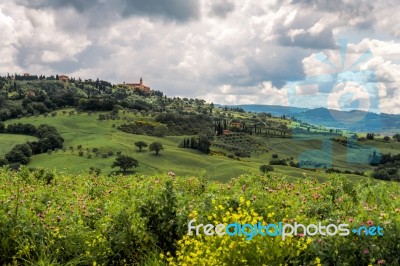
367,220,374,226
348,218,354,223
363,249,369,254
298,233,305,237
378,259,386,265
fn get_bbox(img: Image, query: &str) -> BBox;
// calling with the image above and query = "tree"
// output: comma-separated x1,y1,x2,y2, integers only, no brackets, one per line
393,134,400,142
366,133,375,140
260,164,274,173
135,141,148,152
149,142,164,155
153,124,168,137
197,134,211,153
383,136,391,142
111,155,138,172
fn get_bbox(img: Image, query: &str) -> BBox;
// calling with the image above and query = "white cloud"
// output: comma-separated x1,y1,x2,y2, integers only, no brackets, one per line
1,0,400,114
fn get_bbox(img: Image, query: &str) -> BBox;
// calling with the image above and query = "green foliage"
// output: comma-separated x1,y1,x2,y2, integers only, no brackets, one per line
260,164,274,173
0,170,398,265
149,142,164,155
5,144,32,164
135,141,148,152
111,154,139,172
140,181,179,254
153,124,168,137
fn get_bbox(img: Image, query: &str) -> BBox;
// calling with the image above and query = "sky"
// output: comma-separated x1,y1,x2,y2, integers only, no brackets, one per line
1,0,400,113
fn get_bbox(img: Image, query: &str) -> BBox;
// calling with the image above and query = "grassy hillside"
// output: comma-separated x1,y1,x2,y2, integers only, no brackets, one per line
0,169,398,265
1,109,384,182
3,111,259,181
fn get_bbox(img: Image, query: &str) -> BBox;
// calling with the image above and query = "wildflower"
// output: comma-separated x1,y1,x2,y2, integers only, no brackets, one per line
378,259,386,264
367,220,373,226
348,218,354,223
363,248,369,254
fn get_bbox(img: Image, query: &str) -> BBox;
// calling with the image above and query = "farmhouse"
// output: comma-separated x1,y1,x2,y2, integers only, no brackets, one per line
125,78,151,93
58,75,69,82
230,120,241,128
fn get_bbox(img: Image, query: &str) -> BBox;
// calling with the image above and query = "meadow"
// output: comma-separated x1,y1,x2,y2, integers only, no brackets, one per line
0,168,398,265
0,134,37,155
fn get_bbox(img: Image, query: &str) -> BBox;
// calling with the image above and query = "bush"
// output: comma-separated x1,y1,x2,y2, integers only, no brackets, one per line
260,164,274,173
79,151,84,157
140,181,178,254
272,154,279,159
269,159,288,166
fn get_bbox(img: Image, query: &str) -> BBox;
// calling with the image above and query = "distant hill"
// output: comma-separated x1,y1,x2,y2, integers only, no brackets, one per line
216,104,308,117
224,104,400,134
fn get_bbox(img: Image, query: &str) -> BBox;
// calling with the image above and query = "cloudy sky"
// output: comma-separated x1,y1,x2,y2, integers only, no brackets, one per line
1,0,400,113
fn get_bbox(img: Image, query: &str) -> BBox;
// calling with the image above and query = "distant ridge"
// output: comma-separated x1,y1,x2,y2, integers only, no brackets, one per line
219,104,400,134
215,104,308,117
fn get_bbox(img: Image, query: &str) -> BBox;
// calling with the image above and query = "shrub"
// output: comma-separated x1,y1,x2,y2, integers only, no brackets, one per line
140,181,178,254
269,159,287,166
260,164,274,173
272,154,279,159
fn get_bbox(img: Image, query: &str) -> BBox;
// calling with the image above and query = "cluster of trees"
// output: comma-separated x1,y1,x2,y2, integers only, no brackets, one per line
0,75,175,122
119,121,169,137
134,141,164,155
0,123,64,167
222,106,245,113
111,142,165,173
155,113,213,135
179,135,211,154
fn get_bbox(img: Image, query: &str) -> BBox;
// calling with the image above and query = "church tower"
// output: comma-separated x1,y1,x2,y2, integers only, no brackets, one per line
140,77,143,88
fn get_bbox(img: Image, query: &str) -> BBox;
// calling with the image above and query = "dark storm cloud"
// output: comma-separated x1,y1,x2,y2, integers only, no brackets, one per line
17,0,200,23
209,0,235,18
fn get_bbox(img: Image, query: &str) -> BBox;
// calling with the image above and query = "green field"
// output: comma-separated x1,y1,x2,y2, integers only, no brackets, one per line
0,134,37,155
2,111,259,181
2,109,398,182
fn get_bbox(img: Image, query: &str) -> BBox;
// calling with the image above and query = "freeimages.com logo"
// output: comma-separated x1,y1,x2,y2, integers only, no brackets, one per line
285,39,382,168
